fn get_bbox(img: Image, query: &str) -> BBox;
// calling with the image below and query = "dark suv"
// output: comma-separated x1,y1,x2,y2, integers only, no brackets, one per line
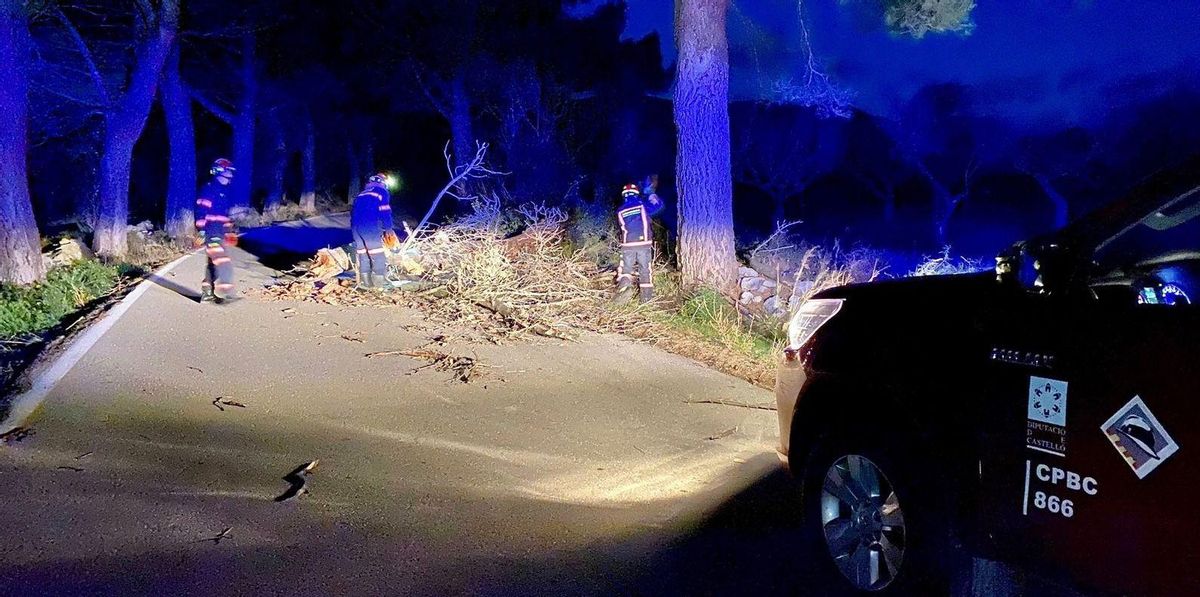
776,157,1200,596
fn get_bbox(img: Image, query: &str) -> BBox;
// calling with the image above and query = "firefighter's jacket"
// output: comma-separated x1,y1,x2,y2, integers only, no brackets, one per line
351,183,394,237
617,193,664,248
195,180,234,237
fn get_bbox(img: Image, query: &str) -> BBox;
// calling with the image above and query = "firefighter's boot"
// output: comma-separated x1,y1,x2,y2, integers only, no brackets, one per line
639,286,654,303
200,286,216,303
356,271,375,292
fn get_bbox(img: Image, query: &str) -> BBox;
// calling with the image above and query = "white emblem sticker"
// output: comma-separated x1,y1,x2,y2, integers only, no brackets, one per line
1026,376,1069,457
1028,376,1068,426
1101,396,1180,479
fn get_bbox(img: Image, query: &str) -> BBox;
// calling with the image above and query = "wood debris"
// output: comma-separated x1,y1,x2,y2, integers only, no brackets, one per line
196,527,233,545
705,427,738,441
211,397,247,411
684,399,777,412
0,426,34,444
275,460,319,502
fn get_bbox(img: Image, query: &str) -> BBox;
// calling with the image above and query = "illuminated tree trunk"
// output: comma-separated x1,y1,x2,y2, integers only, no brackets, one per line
300,116,317,214
162,44,196,240
230,32,257,210
0,3,43,284
450,74,475,175
93,0,178,258
674,0,736,295
265,116,287,216
346,142,361,202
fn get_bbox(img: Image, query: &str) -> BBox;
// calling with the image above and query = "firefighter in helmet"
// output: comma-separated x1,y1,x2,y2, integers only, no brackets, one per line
195,158,239,304
351,173,400,290
615,176,664,303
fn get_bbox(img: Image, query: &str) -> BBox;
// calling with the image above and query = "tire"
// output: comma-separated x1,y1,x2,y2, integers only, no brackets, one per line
799,420,964,595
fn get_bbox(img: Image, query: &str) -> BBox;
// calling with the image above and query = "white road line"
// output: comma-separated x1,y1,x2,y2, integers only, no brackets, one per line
0,252,196,434
1022,459,1032,516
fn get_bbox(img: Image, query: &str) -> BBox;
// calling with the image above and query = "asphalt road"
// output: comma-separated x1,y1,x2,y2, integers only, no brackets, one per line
0,217,826,596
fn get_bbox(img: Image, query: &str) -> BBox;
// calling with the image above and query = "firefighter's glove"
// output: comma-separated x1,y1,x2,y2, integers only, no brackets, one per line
382,230,402,252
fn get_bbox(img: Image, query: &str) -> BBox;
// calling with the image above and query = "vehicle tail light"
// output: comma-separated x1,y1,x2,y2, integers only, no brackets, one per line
786,298,844,355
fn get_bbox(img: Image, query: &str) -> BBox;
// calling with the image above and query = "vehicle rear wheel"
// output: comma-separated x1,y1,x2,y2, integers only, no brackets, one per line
800,424,962,595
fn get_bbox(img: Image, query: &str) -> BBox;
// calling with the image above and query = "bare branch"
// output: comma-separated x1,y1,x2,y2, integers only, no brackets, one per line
190,89,236,124
50,4,110,109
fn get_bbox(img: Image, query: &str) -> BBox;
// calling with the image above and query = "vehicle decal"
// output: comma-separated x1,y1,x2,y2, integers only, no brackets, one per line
1101,396,1180,479
1026,376,1069,457
1022,460,1097,519
991,347,1056,369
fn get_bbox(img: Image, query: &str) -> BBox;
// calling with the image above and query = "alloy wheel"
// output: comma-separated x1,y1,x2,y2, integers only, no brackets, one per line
820,454,907,591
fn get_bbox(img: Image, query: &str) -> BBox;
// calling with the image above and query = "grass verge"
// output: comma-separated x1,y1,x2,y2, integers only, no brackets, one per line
0,261,122,339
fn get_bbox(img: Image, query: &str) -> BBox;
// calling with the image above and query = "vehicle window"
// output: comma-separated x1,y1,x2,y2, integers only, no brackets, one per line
1092,188,1200,306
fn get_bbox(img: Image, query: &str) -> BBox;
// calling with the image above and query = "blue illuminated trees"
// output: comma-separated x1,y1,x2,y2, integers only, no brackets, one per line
192,31,258,212
161,43,196,240
674,0,737,294
88,0,179,258
0,1,44,284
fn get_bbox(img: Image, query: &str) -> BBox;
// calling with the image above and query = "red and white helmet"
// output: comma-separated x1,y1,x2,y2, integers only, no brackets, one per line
210,158,235,176
621,183,640,197
368,172,388,185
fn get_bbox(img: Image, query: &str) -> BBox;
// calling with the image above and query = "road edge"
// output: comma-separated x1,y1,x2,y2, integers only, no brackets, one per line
0,251,196,435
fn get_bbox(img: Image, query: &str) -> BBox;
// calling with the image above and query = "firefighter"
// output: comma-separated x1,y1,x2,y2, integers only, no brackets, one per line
351,173,399,290
195,158,239,304
615,177,664,302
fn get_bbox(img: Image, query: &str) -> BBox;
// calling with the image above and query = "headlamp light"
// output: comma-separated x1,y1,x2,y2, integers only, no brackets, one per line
787,298,844,351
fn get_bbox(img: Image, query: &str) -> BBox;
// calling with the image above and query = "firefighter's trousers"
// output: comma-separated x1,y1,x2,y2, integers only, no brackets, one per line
202,235,236,298
354,230,388,286
617,244,654,297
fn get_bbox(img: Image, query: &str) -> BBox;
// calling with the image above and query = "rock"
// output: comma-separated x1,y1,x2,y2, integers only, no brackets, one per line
762,279,778,290
740,291,755,304
739,266,760,279
49,237,94,266
764,296,788,318
751,295,763,303
741,276,766,293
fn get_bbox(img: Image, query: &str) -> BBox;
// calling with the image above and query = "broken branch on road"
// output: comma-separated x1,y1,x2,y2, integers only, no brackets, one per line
0,426,35,444
683,399,778,412
211,397,247,411
195,527,233,545
705,427,738,441
275,460,319,502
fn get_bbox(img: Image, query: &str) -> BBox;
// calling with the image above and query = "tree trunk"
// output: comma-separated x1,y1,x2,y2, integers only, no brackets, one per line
300,116,316,214
0,4,44,284
162,44,195,240
93,0,178,258
450,74,475,175
230,32,257,210
364,142,375,179
346,142,360,202
265,117,286,216
674,0,736,295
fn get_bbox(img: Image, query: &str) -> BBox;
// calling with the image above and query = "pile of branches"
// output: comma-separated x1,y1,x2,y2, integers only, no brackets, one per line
404,205,607,341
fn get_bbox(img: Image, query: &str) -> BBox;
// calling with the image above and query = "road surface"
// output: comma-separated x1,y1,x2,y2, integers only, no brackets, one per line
0,216,821,596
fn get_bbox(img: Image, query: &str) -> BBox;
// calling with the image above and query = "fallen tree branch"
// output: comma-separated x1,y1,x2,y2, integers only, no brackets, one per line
683,399,778,412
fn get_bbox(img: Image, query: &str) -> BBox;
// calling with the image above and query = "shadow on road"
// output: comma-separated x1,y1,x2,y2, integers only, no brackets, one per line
148,274,202,303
